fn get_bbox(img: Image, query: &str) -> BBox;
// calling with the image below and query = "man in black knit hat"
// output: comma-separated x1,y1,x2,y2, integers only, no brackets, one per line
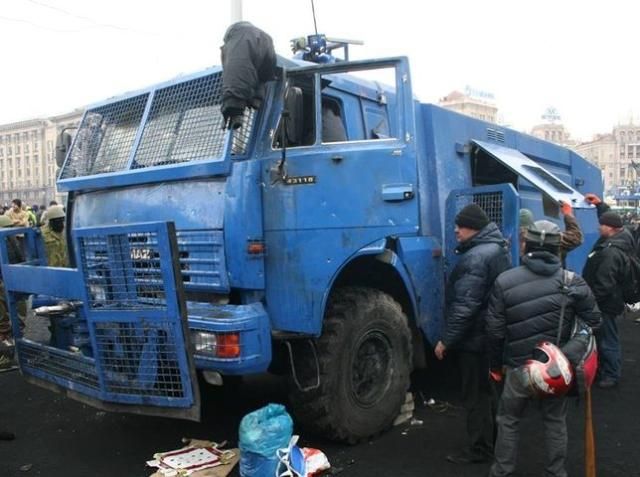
583,206,634,389
435,203,512,464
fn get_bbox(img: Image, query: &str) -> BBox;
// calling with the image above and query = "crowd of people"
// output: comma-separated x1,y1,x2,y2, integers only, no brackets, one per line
0,198,69,442
0,198,68,355
436,194,634,477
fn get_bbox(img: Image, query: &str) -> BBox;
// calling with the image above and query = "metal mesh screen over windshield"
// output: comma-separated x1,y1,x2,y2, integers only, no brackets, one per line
60,94,148,179
60,71,256,179
133,74,226,168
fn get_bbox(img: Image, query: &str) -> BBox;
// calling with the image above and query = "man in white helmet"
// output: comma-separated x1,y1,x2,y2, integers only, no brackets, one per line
486,220,601,477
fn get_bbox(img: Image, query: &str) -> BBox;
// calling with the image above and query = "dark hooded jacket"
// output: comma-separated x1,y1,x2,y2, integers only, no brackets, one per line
486,251,601,368
220,22,277,119
583,228,635,315
443,222,511,353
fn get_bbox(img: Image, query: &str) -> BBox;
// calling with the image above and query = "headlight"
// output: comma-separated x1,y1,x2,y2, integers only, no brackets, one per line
192,330,217,355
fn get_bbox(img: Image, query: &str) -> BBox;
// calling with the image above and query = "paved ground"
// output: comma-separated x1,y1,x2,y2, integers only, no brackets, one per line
1,314,640,477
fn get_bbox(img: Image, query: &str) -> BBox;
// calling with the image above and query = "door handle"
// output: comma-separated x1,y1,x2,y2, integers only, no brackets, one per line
382,183,414,201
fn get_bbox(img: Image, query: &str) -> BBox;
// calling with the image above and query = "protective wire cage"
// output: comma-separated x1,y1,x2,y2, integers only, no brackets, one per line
71,223,193,405
61,71,256,179
19,340,100,391
94,321,186,398
77,231,167,309
132,74,227,168
469,192,504,229
60,94,149,179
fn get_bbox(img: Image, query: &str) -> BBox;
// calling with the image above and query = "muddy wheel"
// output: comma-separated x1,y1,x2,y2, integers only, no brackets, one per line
288,287,412,443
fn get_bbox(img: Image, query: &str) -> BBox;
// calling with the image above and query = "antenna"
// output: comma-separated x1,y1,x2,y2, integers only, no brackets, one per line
311,0,318,35
230,0,243,23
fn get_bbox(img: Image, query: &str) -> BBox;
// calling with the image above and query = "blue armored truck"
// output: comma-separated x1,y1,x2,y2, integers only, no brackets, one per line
0,46,602,443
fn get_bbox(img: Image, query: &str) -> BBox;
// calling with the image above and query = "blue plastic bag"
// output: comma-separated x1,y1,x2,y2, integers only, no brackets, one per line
239,403,293,477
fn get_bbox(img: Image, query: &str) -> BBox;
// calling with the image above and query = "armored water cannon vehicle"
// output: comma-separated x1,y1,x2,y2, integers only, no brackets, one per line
0,25,602,443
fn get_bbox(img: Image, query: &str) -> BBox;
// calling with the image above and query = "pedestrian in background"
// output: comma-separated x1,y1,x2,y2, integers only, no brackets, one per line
435,203,511,464
486,220,601,477
5,199,28,228
583,194,633,389
41,205,69,267
38,200,58,228
518,202,583,265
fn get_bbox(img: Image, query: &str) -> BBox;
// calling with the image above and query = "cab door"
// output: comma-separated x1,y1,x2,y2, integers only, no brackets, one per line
260,58,419,334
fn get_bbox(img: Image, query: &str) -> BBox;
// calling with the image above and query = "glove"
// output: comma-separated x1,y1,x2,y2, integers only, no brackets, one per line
222,106,245,130
559,200,573,217
489,369,503,382
584,193,602,205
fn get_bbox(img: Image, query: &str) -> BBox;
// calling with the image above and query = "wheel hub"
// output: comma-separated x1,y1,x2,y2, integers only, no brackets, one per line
350,330,393,407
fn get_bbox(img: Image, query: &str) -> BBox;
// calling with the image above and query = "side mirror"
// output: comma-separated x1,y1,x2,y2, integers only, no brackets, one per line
55,131,73,168
283,86,303,146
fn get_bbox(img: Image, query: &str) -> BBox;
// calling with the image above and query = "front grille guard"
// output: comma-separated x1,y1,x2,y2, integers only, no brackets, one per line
0,223,200,418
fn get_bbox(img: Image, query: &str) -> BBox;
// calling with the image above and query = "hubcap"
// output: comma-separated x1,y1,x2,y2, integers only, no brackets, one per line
350,330,393,407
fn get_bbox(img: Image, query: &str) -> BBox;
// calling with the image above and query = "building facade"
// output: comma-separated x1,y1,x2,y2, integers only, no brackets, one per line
438,90,498,123
574,123,640,196
574,134,617,193
530,123,572,146
0,110,82,207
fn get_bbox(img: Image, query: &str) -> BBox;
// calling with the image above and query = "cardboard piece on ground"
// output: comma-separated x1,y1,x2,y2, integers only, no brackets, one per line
148,446,239,477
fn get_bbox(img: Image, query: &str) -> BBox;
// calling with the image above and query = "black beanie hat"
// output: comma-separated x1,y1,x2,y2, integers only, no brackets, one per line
599,211,623,228
455,204,490,230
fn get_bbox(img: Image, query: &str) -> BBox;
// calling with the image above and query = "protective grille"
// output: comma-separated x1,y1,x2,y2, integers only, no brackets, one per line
77,231,167,309
132,74,226,168
469,192,504,229
230,108,255,156
93,321,186,398
60,94,149,179
61,71,256,179
176,230,228,290
18,340,99,390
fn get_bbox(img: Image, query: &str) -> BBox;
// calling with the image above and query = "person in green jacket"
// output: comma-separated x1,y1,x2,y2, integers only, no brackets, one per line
41,205,69,268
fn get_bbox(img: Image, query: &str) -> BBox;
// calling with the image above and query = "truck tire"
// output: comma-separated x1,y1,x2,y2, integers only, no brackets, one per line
289,287,412,443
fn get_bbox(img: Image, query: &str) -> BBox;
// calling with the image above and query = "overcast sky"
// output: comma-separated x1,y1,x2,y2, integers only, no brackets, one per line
0,0,638,141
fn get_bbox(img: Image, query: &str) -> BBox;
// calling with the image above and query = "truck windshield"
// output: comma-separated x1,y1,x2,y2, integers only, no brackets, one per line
60,71,255,180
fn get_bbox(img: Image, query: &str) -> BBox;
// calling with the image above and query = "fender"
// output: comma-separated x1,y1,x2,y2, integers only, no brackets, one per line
320,237,421,329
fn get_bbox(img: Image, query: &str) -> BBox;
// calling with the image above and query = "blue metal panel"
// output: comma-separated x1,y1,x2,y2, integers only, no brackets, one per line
58,160,232,192
72,181,230,292
396,236,444,346
472,140,587,207
224,160,265,290
1,265,84,298
188,302,271,374
264,227,415,334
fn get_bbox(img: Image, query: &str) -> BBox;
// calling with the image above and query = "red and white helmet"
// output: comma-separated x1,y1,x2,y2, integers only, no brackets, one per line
521,342,574,397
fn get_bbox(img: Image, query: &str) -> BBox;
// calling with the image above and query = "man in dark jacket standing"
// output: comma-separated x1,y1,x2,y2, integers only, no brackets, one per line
435,204,511,464
582,206,633,389
486,220,601,477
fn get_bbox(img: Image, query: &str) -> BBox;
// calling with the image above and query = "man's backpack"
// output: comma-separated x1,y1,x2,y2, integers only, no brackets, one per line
557,270,598,395
620,224,640,304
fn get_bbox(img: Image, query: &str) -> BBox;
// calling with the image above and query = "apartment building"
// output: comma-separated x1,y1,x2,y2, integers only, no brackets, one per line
438,89,498,123
574,124,640,195
0,110,82,207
